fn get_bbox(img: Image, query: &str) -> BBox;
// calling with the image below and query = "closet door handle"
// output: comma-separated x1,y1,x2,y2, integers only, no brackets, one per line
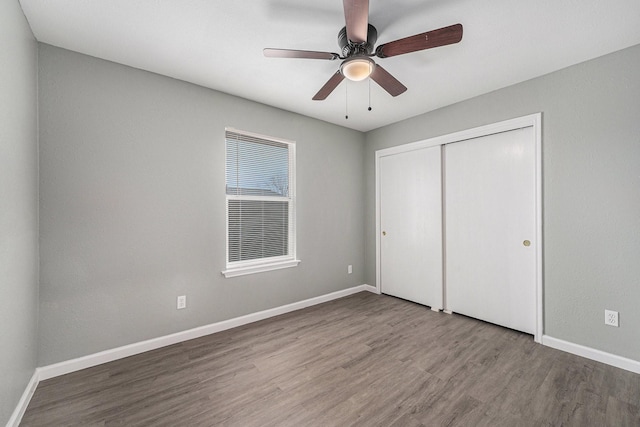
382,231,387,236
523,240,531,247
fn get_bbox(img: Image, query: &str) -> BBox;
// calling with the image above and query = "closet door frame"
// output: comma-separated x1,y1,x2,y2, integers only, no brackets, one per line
375,113,543,343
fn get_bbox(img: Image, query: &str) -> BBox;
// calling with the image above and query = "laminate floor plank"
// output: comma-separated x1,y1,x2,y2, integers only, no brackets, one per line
605,396,640,427
21,292,640,426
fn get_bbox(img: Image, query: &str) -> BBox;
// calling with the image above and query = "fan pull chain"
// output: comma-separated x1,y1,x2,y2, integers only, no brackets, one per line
368,78,372,111
345,82,349,120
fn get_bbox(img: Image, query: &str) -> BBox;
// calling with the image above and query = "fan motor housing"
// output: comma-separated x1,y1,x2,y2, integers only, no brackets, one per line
338,24,378,57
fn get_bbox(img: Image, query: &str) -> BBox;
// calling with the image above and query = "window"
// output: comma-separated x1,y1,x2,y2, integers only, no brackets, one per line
222,128,299,278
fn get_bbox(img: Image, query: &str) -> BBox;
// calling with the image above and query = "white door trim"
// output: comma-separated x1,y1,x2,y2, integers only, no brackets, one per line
375,113,543,343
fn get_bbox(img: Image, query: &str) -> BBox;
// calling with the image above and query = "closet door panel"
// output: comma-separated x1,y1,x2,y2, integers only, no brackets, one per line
445,127,536,334
380,146,443,309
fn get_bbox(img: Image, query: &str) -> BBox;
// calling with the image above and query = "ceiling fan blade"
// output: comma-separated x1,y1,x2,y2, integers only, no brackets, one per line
370,64,407,97
264,48,339,60
312,71,345,100
375,23,463,58
343,0,369,44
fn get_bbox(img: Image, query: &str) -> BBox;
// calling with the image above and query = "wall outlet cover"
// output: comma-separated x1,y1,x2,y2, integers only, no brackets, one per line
177,295,187,310
604,309,619,327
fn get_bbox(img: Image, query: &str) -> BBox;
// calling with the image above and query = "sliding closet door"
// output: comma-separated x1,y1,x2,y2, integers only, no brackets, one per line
445,127,536,334
379,146,442,309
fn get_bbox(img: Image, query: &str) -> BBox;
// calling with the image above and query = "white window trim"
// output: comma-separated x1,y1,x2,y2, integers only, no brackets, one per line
222,128,300,278
222,259,301,278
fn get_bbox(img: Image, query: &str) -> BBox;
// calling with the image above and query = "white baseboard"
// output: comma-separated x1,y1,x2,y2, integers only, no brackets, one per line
363,284,378,294
38,284,376,381
542,335,640,374
6,370,39,427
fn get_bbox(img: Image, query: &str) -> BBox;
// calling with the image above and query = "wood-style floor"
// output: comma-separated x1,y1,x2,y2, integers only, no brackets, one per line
21,292,640,426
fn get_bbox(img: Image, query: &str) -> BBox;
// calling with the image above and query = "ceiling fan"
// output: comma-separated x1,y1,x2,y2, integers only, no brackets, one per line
264,0,463,100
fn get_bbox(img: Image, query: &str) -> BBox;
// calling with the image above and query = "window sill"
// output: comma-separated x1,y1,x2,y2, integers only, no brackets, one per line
221,259,301,278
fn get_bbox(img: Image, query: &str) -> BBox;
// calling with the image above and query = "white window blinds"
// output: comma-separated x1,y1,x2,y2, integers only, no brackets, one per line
226,132,290,197
224,129,296,270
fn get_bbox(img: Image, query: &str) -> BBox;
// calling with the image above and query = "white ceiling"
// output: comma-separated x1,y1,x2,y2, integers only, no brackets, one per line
19,0,640,132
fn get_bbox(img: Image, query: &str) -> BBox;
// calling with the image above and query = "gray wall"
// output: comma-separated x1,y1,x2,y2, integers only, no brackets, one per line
38,44,365,365
364,44,640,361
0,1,39,424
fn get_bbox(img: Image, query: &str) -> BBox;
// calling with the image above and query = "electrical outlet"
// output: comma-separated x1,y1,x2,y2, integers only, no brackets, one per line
348,265,353,274
177,295,186,310
604,309,618,327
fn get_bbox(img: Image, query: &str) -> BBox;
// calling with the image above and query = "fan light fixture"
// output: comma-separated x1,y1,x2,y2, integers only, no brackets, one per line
340,57,374,81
